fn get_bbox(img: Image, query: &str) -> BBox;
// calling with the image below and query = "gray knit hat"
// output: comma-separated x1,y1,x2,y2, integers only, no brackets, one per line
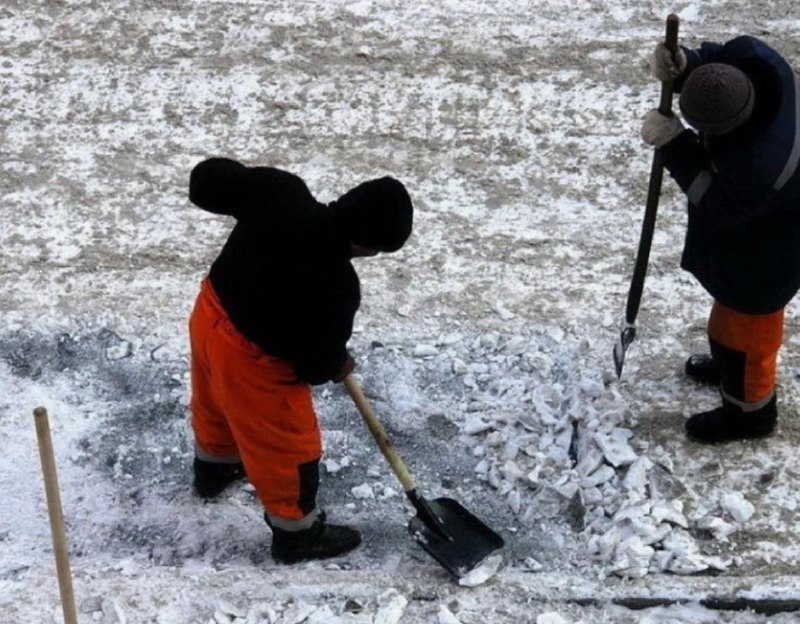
679,63,755,135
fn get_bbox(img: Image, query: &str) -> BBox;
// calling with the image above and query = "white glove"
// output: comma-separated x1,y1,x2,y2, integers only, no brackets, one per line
641,109,685,147
649,42,687,81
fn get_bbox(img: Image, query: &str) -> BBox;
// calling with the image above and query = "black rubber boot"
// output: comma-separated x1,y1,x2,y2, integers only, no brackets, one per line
193,457,246,498
685,395,777,443
684,353,721,385
268,512,362,564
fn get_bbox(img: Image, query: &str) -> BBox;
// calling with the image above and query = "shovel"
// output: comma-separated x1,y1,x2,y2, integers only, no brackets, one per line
343,374,504,579
613,13,680,378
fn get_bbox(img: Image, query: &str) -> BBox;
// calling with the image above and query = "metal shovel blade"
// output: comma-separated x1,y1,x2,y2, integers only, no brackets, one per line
613,320,636,378
407,497,505,579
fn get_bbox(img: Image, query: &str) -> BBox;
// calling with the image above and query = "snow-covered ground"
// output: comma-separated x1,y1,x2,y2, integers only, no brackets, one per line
3,1,800,622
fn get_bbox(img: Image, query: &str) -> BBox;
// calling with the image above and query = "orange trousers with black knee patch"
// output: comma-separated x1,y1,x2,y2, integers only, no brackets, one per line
189,278,322,527
708,301,784,409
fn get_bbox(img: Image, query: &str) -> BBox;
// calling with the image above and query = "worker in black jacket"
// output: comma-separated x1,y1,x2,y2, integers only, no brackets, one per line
642,35,800,443
187,157,413,562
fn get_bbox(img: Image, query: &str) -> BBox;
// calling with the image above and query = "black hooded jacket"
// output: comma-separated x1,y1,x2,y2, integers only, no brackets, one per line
189,157,359,385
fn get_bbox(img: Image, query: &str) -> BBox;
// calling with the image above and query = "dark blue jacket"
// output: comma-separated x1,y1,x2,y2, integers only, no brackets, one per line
660,36,800,313
189,158,358,385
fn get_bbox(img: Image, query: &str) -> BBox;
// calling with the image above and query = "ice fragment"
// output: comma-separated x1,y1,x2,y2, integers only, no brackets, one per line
351,483,375,499
374,590,408,624
594,428,638,467
651,501,688,528
458,554,502,587
437,605,462,623
720,492,755,523
537,614,571,624
413,344,438,358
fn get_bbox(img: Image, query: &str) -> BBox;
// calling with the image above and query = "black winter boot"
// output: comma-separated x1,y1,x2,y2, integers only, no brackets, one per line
193,457,246,498
685,395,777,443
268,512,362,564
684,353,721,385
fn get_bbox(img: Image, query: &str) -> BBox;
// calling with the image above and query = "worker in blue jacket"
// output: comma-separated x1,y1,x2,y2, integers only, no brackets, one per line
641,35,800,443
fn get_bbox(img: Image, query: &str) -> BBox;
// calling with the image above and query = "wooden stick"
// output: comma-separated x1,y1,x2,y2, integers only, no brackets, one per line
33,407,79,624
342,375,416,492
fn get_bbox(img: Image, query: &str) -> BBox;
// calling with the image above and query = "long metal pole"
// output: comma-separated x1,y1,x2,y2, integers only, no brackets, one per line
613,14,680,378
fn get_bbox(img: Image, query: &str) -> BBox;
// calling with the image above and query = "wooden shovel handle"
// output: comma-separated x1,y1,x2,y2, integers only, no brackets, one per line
34,407,79,624
342,375,416,492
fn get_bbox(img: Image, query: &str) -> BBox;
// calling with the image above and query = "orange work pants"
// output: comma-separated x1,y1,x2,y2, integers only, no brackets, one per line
189,278,322,529
708,301,784,410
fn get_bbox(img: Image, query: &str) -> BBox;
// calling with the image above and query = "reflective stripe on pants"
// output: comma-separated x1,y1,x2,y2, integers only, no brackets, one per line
707,300,784,409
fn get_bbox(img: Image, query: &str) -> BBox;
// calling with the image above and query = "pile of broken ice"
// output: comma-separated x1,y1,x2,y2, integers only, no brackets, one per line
410,326,751,579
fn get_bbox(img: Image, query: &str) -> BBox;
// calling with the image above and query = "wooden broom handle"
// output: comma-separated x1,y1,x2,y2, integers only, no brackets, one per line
34,407,79,624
